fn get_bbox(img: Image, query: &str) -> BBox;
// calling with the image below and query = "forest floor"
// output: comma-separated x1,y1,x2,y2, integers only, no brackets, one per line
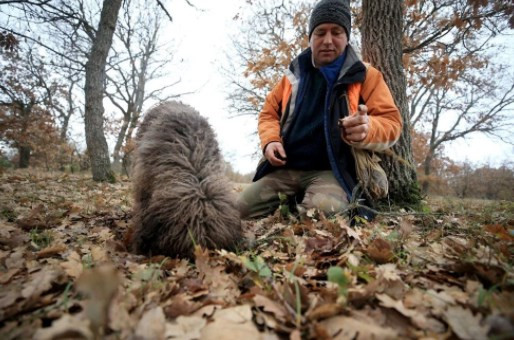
0,170,513,339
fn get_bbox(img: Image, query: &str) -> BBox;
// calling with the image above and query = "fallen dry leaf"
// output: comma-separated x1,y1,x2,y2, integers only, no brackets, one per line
444,305,490,340
195,246,240,303
306,303,343,321
0,268,20,284
90,245,109,263
200,305,272,340
366,238,394,264
319,314,398,339
60,251,83,278
164,293,203,318
337,217,362,242
0,289,20,310
253,294,288,322
135,306,166,340
32,314,93,340
304,236,335,253
21,266,66,300
376,293,445,333
35,244,67,259
375,263,408,299
165,315,206,340
5,247,25,270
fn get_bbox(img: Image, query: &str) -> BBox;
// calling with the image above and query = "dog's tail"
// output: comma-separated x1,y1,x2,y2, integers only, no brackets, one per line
131,101,242,258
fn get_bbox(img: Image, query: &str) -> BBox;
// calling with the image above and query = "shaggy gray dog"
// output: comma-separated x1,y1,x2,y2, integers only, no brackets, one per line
131,101,242,258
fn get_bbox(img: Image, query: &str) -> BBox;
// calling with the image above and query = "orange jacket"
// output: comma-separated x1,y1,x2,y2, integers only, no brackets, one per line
258,60,402,153
254,46,402,201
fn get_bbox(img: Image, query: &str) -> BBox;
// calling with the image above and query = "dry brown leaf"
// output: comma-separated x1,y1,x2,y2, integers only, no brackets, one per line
35,244,67,259
319,314,398,339
281,281,310,313
200,304,270,340
375,264,407,299
164,293,203,318
472,262,505,285
165,315,206,340
0,221,16,238
284,261,306,276
32,314,93,340
306,303,343,321
21,266,65,300
366,238,394,264
304,236,334,253
491,291,514,318
60,251,83,278
444,306,490,340
108,293,137,338
376,263,401,281
16,204,48,231
484,224,514,241
0,267,20,284
135,306,166,340
90,245,109,263
398,219,413,240
193,304,221,318
425,289,456,315
0,289,20,310
289,329,302,340
194,246,240,303
253,294,288,322
338,218,362,242
376,293,445,333
5,247,25,270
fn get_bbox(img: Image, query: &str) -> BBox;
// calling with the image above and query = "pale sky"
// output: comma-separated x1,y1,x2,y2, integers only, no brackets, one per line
144,0,514,174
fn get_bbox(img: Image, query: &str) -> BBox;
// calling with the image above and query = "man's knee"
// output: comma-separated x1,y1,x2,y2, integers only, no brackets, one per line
236,192,252,219
236,180,283,219
300,189,348,215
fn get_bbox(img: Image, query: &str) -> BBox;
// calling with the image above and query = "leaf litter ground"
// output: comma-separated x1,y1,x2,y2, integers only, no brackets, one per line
0,170,513,339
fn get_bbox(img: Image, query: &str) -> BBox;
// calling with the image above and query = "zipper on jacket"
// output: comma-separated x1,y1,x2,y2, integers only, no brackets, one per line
324,88,352,200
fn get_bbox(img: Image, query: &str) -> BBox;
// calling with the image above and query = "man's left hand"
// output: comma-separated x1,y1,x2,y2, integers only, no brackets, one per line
339,104,369,142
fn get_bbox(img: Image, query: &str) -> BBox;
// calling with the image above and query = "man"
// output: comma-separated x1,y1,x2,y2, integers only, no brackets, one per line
238,0,402,219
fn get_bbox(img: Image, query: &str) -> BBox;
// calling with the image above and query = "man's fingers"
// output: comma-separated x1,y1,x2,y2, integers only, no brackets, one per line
269,154,286,166
344,124,368,135
341,114,368,127
275,143,287,160
340,114,369,142
264,142,287,166
358,104,368,115
346,132,367,142
344,123,368,142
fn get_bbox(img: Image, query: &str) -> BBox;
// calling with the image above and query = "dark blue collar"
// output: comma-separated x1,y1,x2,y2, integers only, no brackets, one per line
319,50,347,87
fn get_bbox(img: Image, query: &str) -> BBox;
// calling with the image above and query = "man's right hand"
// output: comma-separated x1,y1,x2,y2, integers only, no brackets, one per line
264,142,287,167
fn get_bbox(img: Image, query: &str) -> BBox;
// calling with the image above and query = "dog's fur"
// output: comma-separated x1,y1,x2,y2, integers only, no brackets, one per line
131,101,242,258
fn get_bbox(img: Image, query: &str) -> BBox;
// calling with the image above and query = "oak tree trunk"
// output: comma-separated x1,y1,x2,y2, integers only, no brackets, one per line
422,152,433,194
112,109,131,171
84,0,122,182
18,146,30,168
60,80,77,140
361,0,420,205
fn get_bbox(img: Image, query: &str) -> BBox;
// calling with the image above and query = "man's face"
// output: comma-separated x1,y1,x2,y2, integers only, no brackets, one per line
310,23,348,67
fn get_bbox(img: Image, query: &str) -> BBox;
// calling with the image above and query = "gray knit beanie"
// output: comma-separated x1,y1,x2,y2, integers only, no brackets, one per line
308,0,351,39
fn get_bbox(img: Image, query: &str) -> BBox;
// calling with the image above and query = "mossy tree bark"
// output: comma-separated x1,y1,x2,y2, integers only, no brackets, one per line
361,0,420,205
84,0,122,182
